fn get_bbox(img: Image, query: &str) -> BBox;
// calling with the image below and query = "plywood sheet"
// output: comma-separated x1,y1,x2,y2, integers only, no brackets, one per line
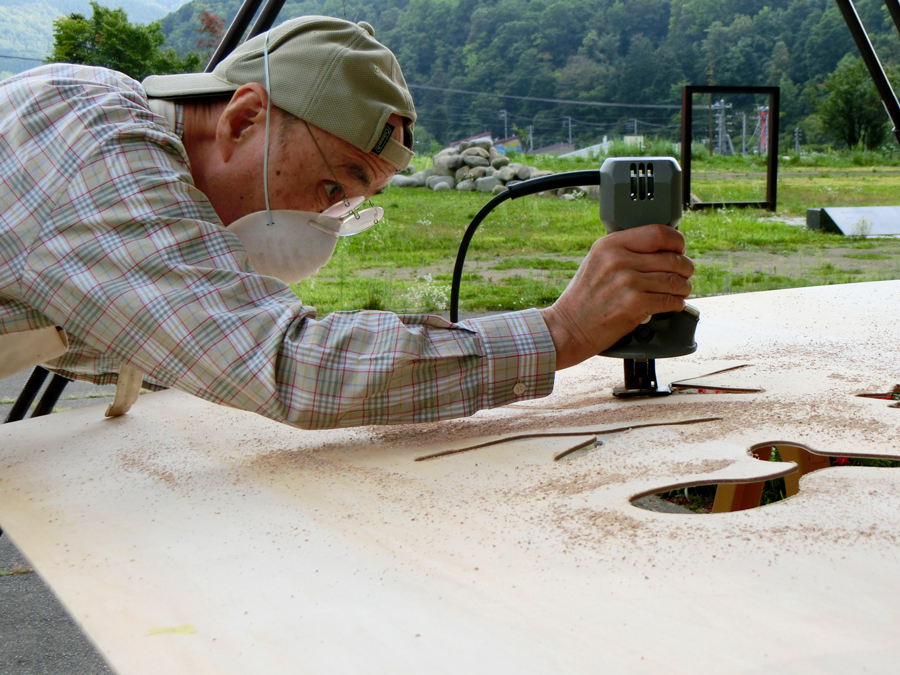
1,281,899,674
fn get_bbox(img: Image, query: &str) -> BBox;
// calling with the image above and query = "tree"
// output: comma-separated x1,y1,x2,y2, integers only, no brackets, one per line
196,10,225,60
815,56,890,149
48,1,201,82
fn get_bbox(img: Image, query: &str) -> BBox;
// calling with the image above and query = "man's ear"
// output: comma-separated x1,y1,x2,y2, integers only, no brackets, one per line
216,83,268,163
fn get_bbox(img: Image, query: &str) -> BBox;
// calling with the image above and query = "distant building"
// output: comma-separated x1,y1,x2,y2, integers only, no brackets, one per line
493,135,523,154
559,135,610,159
449,132,493,148
531,142,575,156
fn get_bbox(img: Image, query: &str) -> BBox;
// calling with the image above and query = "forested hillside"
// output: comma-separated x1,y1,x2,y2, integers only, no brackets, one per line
157,0,900,149
0,0,186,78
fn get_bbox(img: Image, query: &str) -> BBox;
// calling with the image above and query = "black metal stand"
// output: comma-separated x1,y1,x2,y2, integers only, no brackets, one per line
613,359,673,398
835,0,900,147
4,367,72,424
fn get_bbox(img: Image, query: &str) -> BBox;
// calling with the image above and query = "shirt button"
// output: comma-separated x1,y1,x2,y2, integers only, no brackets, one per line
513,382,527,396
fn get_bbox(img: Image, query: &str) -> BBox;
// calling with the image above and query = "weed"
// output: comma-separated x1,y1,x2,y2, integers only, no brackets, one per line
404,274,450,312
0,564,33,576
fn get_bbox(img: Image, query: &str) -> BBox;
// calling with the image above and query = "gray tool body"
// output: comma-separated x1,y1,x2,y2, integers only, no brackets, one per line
598,157,699,397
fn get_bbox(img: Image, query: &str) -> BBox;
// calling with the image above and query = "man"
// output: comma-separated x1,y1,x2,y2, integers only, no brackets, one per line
0,16,692,429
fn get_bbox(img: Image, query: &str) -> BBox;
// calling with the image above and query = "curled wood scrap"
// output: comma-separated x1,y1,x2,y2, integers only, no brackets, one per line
414,417,723,462
670,364,763,394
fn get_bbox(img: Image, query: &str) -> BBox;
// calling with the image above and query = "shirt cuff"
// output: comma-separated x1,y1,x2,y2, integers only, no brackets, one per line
458,308,556,409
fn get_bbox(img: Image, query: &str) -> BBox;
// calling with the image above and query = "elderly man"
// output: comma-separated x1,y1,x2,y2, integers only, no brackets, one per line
0,16,692,429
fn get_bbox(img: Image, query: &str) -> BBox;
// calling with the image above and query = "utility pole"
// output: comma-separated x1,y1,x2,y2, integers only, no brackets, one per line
498,109,508,139
563,116,572,146
706,66,714,156
527,125,534,153
710,99,733,155
741,112,746,155
794,127,801,155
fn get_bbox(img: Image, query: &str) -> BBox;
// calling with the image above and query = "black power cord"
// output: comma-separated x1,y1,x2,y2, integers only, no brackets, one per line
449,170,601,322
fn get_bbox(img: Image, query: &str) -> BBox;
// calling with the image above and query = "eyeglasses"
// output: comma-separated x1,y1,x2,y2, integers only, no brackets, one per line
302,119,351,208
302,119,381,236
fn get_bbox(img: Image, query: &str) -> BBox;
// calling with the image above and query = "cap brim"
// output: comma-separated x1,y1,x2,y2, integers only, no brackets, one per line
142,72,239,99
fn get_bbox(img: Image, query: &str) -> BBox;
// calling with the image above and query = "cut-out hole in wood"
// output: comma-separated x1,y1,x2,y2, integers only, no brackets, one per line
636,443,900,514
856,385,900,408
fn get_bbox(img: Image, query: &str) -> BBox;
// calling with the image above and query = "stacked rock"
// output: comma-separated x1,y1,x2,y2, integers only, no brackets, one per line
390,137,560,196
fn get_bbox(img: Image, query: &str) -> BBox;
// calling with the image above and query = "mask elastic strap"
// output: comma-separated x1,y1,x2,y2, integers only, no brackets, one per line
263,32,274,226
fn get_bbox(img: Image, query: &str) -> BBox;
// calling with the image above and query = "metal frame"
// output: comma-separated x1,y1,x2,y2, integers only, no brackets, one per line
204,0,287,71
835,0,900,147
680,85,780,211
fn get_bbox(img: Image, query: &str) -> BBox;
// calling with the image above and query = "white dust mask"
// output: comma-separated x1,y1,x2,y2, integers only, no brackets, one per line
227,198,382,283
225,31,382,284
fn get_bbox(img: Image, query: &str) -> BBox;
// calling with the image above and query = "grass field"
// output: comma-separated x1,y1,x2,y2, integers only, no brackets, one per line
290,156,900,317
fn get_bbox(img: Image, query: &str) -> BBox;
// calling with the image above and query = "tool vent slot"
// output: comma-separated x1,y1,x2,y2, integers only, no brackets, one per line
629,162,655,201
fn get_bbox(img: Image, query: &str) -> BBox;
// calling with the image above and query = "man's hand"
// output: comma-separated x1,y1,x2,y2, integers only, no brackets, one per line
539,224,694,370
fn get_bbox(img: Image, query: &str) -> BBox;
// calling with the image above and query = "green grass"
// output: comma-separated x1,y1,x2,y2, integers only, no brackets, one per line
287,165,900,316
843,252,893,260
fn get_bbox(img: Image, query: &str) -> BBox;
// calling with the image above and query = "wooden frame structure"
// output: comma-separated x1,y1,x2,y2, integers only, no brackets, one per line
680,85,779,211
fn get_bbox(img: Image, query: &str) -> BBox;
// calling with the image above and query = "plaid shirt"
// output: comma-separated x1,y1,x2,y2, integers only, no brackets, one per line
0,65,556,429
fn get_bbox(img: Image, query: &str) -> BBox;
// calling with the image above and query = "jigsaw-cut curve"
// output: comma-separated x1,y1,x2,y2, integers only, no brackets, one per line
413,417,722,461
633,440,900,515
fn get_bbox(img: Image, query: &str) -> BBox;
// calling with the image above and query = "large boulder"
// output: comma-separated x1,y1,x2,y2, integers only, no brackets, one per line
456,179,476,191
390,174,418,188
434,154,465,171
470,137,493,150
433,147,458,158
515,165,533,180
492,184,509,195
426,175,456,190
463,155,490,168
455,166,472,182
433,182,452,192
462,146,490,159
475,176,501,193
496,166,517,183
468,166,488,179
491,155,510,169
456,141,471,151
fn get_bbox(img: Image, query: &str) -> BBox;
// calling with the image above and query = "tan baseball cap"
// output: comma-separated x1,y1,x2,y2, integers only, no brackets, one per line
142,16,416,170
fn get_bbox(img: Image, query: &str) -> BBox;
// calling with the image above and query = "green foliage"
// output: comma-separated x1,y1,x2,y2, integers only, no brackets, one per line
814,56,891,150
148,0,900,151
47,1,201,80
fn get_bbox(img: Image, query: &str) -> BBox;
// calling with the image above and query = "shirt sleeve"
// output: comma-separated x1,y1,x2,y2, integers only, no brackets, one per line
22,119,555,429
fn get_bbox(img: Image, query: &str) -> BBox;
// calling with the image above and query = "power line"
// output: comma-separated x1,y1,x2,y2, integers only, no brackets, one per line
0,53,45,62
407,83,681,110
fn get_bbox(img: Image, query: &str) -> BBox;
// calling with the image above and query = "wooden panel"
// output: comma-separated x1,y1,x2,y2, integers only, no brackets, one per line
1,281,899,673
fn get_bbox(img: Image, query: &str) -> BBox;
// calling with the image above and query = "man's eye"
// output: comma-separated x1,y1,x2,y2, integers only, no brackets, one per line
325,182,344,201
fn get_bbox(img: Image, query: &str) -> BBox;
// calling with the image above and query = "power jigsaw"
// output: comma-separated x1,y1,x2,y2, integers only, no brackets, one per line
598,157,699,397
